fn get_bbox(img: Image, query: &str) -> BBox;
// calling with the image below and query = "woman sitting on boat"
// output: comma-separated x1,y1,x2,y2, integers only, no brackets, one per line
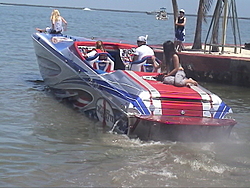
85,40,106,58
50,9,67,34
35,9,67,34
154,40,197,87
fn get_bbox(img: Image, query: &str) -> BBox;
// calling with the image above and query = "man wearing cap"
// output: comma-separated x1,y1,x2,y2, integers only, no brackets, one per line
174,9,186,51
132,36,155,61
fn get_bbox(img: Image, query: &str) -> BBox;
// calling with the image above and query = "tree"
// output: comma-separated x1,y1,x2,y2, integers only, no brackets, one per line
171,0,179,52
192,0,214,50
210,0,223,52
171,0,179,24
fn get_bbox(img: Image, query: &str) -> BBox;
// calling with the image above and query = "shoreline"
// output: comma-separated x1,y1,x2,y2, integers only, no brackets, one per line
1,2,250,20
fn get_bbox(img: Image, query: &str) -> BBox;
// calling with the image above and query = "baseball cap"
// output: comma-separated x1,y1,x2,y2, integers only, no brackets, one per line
179,9,185,13
137,36,147,43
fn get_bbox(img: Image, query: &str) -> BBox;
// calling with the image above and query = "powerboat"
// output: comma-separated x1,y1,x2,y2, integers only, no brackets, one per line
32,32,237,141
146,11,158,15
155,7,168,20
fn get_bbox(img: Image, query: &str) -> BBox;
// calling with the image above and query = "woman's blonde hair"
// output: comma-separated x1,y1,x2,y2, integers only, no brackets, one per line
50,9,61,22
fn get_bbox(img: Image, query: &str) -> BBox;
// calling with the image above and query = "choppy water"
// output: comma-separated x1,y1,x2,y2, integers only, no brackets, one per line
1,4,250,187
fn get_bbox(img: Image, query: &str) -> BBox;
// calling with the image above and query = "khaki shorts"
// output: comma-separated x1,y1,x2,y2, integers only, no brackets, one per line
163,70,187,86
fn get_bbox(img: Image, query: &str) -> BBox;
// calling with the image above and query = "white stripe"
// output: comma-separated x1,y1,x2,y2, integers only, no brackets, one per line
219,105,227,119
125,71,162,115
190,85,212,117
125,71,160,97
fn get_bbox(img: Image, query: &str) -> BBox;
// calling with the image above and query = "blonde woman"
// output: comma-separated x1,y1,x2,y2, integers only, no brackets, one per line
35,9,67,34
50,9,67,34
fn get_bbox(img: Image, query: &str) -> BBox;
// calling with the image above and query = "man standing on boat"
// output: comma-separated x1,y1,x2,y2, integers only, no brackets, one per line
132,35,155,61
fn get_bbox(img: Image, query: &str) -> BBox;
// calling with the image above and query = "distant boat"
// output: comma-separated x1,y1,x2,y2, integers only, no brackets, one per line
83,7,91,11
0,3,13,6
146,11,158,15
155,7,168,20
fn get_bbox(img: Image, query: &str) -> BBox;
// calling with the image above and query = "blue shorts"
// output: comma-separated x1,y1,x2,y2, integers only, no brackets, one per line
175,28,185,42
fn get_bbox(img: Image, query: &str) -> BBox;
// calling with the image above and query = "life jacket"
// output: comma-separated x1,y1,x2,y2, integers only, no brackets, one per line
95,49,104,53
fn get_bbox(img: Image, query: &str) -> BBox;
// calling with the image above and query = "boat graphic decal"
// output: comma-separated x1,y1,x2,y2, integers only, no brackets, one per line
96,98,115,127
34,34,89,74
93,78,151,115
214,102,231,119
124,71,162,115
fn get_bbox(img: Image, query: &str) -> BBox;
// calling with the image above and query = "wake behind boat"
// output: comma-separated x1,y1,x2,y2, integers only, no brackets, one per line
32,32,236,141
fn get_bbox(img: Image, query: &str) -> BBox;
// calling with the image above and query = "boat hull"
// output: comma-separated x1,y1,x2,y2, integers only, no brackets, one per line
130,115,234,141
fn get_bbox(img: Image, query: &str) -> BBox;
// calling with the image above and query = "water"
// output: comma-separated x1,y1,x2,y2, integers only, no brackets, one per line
1,5,250,187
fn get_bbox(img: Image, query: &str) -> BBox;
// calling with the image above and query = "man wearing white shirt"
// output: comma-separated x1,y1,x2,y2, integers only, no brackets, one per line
132,36,155,61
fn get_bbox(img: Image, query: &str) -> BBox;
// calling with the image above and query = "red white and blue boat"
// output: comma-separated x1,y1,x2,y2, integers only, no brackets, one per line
32,32,237,141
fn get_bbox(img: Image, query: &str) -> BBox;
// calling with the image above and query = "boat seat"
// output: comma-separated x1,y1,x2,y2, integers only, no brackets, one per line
130,56,161,72
86,52,115,72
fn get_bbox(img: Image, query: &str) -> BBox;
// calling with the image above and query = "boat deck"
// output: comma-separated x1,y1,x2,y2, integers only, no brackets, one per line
183,44,250,60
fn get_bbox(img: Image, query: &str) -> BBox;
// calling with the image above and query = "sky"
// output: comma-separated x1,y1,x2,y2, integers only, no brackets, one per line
1,0,249,17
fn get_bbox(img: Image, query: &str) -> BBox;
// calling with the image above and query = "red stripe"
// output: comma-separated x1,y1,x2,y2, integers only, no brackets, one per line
123,71,203,117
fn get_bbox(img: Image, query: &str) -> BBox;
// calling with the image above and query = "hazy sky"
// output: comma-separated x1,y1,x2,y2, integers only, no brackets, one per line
1,0,249,17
